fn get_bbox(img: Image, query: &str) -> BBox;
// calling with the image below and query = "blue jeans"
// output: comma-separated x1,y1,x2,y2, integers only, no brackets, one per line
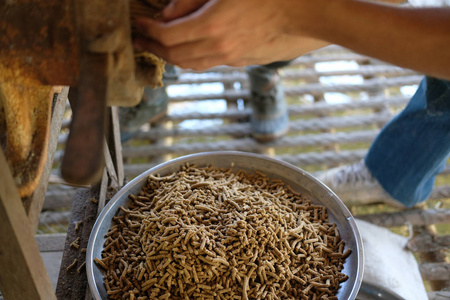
365,77,450,207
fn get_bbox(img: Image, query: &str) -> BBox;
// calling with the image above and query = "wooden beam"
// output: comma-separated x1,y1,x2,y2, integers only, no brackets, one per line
109,107,124,186
428,291,450,300
420,263,450,281
407,234,450,253
97,168,109,216
357,208,450,227
0,149,56,300
103,139,118,188
413,224,450,292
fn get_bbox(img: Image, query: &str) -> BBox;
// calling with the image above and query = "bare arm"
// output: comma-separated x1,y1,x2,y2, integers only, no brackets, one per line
133,0,331,68
290,0,450,80
134,0,450,79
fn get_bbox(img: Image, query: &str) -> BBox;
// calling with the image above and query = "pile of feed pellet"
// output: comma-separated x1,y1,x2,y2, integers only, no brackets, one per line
95,164,351,300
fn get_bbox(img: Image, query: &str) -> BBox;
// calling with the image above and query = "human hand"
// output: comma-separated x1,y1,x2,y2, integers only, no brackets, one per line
133,0,306,69
160,0,209,22
134,0,450,80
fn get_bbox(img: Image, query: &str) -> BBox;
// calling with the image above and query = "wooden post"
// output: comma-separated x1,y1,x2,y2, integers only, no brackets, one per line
413,224,450,291
0,149,56,300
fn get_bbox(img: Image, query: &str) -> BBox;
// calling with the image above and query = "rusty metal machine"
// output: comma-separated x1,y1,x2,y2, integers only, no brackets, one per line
0,0,168,197
0,2,170,299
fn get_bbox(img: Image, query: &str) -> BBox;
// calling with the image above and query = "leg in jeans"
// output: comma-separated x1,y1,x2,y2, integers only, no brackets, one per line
246,61,291,142
366,77,450,207
316,77,450,208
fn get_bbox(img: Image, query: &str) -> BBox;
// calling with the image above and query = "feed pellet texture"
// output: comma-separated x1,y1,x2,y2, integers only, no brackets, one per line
95,164,350,300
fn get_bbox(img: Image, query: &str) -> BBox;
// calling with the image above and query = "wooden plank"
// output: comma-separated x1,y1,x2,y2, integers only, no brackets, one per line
55,187,100,300
167,75,422,102
0,150,56,300
97,168,108,216
179,51,372,74
108,112,389,140
170,65,415,85
54,95,411,145
428,291,450,300
103,139,119,188
109,107,124,186
23,87,69,231
55,163,115,299
414,225,450,291
357,208,450,227
420,263,450,281
407,234,450,253
120,130,379,158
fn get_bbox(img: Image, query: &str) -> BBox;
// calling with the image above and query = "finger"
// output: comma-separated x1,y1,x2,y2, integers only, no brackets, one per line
133,37,163,55
176,55,232,71
182,56,264,70
133,38,218,66
134,36,237,64
134,37,233,70
162,0,209,21
134,12,213,47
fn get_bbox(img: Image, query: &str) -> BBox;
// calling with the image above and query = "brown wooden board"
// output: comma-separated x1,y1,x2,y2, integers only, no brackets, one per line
0,150,55,300
55,187,101,300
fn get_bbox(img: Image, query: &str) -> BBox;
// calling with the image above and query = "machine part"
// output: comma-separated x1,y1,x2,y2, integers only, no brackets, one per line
0,0,168,190
61,55,108,185
0,66,59,197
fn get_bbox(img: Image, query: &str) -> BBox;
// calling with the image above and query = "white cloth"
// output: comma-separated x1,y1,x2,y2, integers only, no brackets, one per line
355,219,428,300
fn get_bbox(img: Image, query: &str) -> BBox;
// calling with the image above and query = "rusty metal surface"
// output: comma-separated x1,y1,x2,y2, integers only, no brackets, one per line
0,72,59,197
81,0,145,107
61,56,107,186
0,0,168,188
0,0,80,86
22,87,69,230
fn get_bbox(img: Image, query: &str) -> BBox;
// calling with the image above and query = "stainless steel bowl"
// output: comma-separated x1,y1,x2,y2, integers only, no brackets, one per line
87,151,364,299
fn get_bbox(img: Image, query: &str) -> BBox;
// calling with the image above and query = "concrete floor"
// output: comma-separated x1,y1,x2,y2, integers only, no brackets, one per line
41,251,63,291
